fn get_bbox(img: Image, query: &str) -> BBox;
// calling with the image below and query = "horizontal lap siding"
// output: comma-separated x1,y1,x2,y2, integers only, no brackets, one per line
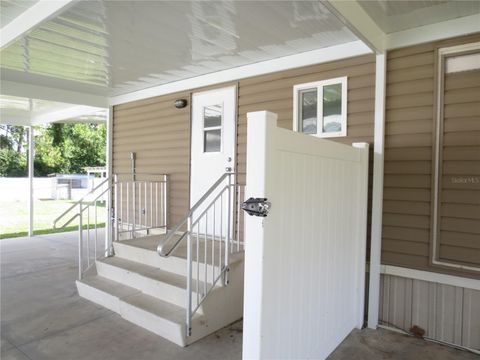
382,34,480,277
113,92,191,225
112,54,376,231
237,55,376,236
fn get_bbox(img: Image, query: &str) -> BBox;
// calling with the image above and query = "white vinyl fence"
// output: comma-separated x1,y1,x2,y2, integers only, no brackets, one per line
242,111,369,359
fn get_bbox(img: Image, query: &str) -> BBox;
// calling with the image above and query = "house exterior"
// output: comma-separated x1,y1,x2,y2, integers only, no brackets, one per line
112,33,480,350
1,0,479,357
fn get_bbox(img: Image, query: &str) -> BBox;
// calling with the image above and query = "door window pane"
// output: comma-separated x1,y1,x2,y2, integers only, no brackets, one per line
300,89,317,134
322,83,342,133
204,129,221,152
204,104,222,128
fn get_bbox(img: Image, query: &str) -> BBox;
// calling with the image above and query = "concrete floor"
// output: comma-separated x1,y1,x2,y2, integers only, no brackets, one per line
1,232,476,360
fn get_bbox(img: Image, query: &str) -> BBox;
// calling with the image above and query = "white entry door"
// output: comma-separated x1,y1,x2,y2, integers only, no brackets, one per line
242,111,369,360
190,86,236,208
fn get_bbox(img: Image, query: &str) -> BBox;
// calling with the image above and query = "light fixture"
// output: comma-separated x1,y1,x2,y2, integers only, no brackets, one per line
174,99,188,109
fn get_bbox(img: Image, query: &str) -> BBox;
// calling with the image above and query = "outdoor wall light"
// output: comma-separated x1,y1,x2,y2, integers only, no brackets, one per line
174,99,188,109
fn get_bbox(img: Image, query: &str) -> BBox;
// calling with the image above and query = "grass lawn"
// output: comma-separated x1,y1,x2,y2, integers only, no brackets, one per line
0,199,106,239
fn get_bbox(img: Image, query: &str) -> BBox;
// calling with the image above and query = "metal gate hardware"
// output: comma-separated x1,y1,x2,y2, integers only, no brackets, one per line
241,198,271,217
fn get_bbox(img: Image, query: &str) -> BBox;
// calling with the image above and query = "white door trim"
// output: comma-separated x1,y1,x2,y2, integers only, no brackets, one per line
189,85,238,208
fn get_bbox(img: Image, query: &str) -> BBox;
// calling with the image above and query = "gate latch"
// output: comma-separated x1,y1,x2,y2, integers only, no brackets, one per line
241,198,271,217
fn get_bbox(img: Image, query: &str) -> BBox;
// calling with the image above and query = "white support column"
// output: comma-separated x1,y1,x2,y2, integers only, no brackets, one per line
325,0,385,53
368,54,386,329
28,126,34,237
105,106,113,256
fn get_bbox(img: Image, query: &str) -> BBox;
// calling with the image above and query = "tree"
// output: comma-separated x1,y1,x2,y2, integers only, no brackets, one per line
0,123,106,177
0,149,27,176
34,123,106,175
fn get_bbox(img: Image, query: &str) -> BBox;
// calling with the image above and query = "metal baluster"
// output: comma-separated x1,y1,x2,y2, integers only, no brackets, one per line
78,201,83,279
126,182,130,235
163,177,168,228
138,182,142,233
186,216,192,337
94,200,98,260
144,181,147,231
118,181,122,241
115,176,119,242
226,176,231,273
204,213,208,296
86,205,90,268
212,202,216,284
132,182,136,237
196,224,200,306
150,182,153,229
155,182,159,228
219,193,223,271
236,185,241,252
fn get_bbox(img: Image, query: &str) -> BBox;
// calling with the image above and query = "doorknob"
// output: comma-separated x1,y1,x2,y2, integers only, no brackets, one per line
227,157,232,162
225,167,232,172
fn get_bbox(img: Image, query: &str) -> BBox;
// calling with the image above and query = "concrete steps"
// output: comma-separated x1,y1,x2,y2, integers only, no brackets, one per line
76,235,244,347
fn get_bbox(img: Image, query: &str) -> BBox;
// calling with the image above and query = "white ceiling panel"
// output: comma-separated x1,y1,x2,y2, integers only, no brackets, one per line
0,0,39,28
0,0,358,97
359,0,480,34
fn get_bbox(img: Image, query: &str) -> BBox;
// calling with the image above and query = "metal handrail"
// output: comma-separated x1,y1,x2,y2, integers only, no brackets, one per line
53,177,110,229
156,172,232,257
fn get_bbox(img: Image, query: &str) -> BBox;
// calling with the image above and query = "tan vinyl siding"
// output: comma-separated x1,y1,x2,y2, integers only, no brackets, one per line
113,54,376,229
382,34,480,278
237,54,376,184
113,91,191,225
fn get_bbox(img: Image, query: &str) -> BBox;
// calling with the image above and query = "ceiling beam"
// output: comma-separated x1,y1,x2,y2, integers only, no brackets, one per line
386,14,480,50
1,80,108,108
325,1,386,53
0,0,77,50
32,105,106,125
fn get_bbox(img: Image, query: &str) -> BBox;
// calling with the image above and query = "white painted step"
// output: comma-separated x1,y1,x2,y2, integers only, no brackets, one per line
113,237,230,283
77,275,188,346
96,257,208,309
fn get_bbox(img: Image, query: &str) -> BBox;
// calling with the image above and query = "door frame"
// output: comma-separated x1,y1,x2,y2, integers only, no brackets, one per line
188,84,238,209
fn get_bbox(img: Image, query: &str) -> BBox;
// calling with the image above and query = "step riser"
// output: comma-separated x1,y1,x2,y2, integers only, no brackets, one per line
96,261,202,311
76,280,186,347
113,242,223,285
120,302,186,347
76,280,121,313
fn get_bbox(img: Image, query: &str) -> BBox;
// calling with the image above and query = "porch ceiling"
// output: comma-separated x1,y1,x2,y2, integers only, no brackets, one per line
358,0,480,34
0,0,358,98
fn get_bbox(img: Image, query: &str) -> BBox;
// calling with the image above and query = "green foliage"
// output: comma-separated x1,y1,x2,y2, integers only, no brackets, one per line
35,123,106,175
0,148,27,176
0,123,106,177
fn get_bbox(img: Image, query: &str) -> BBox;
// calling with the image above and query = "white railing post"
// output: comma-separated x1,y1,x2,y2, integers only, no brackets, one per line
225,174,232,285
114,174,119,246
186,216,192,337
164,175,168,229
78,201,83,279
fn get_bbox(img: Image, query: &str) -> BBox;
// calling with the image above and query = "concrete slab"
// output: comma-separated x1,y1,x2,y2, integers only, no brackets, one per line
1,347,31,360
1,337,15,353
1,231,476,360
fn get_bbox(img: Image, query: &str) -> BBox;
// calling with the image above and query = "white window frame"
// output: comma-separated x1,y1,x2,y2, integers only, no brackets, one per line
431,42,480,272
202,103,223,153
293,76,347,138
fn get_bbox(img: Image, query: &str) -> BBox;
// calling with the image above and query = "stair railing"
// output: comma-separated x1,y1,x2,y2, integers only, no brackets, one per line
53,177,109,230
156,172,245,337
53,172,169,279
113,173,169,241
53,177,112,279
